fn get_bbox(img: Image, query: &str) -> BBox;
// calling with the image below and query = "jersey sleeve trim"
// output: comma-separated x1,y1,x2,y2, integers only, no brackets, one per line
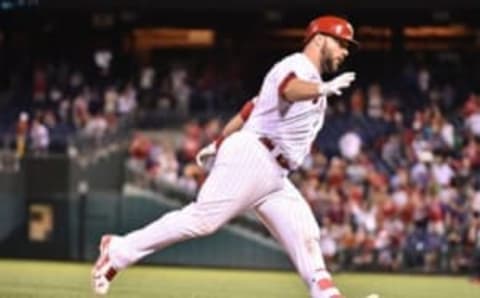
278,72,297,100
239,100,255,121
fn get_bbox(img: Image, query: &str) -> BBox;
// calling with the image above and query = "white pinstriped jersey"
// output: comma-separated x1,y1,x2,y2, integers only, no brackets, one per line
243,52,327,170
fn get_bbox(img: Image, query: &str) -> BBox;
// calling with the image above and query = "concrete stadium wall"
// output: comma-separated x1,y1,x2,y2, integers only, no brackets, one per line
0,151,127,259
82,194,293,270
0,172,25,243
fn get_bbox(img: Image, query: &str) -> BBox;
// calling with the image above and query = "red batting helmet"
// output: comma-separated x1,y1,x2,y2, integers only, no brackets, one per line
305,15,359,48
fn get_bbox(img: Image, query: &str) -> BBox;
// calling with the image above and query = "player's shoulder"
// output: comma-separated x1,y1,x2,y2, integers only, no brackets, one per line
273,52,314,76
277,52,305,66
265,52,311,82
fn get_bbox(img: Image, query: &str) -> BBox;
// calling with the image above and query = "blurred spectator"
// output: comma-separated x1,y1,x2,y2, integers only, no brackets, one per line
411,150,433,188
177,163,205,194
127,133,152,179
43,110,57,131
339,131,362,160
382,133,403,169
463,91,480,117
170,64,191,116
15,112,29,158
466,110,480,137
367,83,383,119
431,154,455,187
140,65,155,91
203,118,222,143
319,216,339,271
58,99,71,124
404,225,428,269
391,170,409,209
179,120,202,162
374,218,402,271
417,66,431,94
104,86,119,115
33,67,47,103
30,117,49,154
73,93,89,129
118,83,137,115
94,49,113,74
83,112,108,141
350,88,365,117
423,223,445,272
139,64,156,108
149,141,179,184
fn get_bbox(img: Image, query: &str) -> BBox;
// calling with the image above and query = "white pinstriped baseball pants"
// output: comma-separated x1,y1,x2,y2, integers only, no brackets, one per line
108,131,340,298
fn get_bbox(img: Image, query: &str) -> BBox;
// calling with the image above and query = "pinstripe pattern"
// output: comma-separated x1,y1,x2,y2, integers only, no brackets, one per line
109,131,285,269
255,180,342,298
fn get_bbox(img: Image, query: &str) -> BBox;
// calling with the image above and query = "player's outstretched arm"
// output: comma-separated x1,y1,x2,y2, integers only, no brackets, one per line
281,72,356,102
196,99,254,168
222,110,248,137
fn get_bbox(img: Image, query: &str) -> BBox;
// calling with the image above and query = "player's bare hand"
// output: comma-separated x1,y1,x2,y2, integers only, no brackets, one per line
195,142,217,168
318,71,356,97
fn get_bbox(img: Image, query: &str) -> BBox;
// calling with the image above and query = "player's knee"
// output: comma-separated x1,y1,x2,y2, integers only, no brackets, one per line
195,217,222,236
186,202,226,236
197,222,217,236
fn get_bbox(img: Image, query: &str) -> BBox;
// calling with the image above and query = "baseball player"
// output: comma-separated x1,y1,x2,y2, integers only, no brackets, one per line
92,15,358,298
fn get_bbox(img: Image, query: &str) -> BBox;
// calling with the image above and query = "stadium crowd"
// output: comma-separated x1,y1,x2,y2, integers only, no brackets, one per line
1,49,251,156
4,57,138,157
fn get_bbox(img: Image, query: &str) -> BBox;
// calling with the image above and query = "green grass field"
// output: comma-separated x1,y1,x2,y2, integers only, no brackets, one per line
0,259,479,298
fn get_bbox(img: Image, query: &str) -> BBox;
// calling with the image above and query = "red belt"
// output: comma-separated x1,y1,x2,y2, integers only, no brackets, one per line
259,137,290,170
